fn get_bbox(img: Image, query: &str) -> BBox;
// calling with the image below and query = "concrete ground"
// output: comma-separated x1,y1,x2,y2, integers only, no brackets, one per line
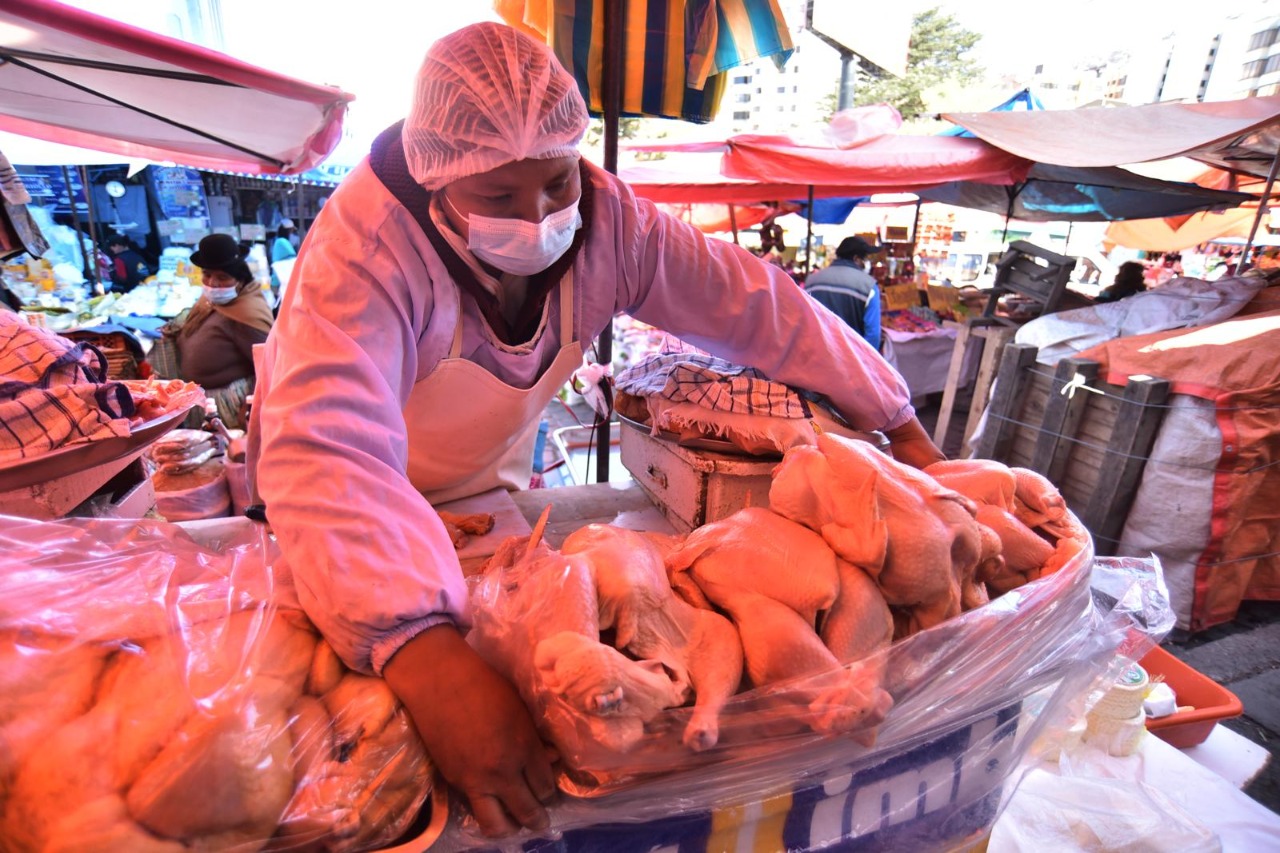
539,392,1279,814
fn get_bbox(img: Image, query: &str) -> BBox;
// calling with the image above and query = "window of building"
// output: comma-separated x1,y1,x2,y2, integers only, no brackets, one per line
777,86,787,93
1267,54,1280,74
1249,27,1279,51
735,93,751,103
733,111,751,120
733,75,751,84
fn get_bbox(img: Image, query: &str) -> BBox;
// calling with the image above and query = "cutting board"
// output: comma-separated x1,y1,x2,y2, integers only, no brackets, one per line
436,488,531,576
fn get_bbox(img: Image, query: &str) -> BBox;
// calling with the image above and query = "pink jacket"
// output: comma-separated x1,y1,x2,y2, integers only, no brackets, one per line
257,159,913,674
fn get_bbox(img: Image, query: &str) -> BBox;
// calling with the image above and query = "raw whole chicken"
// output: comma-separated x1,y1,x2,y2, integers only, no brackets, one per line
0,613,432,853
560,525,743,751
925,459,1088,584
770,433,993,633
665,507,893,741
665,506,839,625
470,532,689,766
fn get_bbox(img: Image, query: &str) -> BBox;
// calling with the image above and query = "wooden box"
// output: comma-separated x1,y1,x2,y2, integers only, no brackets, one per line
619,424,777,534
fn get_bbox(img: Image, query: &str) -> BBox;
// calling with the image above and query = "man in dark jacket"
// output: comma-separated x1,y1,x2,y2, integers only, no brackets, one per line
804,235,882,350
104,235,150,293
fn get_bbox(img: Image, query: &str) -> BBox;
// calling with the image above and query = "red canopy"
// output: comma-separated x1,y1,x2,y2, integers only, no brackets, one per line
0,0,353,174
629,131,1032,196
621,159,883,205
717,133,1032,189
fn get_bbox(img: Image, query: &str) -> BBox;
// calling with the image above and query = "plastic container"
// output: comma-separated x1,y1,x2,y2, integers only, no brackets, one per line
1139,645,1244,748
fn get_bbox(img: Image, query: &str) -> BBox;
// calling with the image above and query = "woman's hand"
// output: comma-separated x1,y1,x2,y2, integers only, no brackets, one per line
884,416,946,470
383,624,557,837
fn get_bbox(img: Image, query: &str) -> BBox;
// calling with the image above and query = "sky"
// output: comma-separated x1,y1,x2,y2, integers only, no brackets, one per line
60,0,1277,163
934,0,1269,76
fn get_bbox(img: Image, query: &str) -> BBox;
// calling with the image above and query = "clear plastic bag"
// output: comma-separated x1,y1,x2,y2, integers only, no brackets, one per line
0,514,433,853
439,543,1173,851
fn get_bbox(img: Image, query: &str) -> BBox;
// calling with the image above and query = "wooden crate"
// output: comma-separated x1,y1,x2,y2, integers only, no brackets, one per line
969,343,1170,556
619,424,776,534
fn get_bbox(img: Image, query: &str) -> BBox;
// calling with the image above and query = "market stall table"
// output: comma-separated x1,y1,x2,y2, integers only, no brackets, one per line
881,321,980,400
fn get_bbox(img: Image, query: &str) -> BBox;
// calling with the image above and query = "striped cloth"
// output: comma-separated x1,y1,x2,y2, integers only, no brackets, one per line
497,0,794,123
0,314,135,461
615,346,808,418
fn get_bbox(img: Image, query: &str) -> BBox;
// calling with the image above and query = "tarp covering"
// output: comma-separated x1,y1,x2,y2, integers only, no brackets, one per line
656,201,796,233
938,88,1047,137
941,94,1280,179
0,0,353,174
1075,294,1280,630
1105,208,1258,252
916,162,1256,223
717,133,1031,189
621,159,882,205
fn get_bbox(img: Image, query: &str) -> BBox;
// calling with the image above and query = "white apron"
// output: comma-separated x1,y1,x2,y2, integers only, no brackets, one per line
403,273,581,505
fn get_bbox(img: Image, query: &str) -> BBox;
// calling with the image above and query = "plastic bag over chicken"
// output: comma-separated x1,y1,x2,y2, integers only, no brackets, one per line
0,514,433,853
448,436,1174,851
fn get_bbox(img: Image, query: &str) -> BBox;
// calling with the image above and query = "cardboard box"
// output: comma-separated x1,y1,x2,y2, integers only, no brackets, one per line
882,282,921,311
619,423,776,533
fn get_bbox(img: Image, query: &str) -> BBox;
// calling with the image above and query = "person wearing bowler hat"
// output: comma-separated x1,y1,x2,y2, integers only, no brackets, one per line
253,22,939,837
151,233,274,428
803,235,883,350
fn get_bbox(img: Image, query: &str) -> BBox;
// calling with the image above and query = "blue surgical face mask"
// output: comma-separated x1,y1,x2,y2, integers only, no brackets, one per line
203,285,238,304
447,194,582,276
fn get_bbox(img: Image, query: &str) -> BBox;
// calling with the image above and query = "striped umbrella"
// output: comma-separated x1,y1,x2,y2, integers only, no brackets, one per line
496,0,793,123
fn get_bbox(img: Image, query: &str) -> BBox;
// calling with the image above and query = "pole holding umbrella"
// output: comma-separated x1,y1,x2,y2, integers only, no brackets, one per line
1240,137,1280,271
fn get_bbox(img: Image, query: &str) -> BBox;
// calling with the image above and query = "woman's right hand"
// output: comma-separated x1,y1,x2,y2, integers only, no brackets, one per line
382,623,557,838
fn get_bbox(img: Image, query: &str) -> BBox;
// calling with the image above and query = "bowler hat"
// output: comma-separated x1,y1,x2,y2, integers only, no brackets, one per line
836,235,881,259
189,233,247,271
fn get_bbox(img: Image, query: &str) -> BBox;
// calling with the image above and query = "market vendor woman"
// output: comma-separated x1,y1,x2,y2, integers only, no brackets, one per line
255,21,944,839
153,233,273,428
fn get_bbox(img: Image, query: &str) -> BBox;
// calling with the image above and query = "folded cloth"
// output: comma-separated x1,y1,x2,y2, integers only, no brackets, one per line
0,314,135,461
615,351,809,420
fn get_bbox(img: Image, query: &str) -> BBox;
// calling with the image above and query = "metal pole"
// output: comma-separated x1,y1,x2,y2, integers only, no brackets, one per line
728,204,739,244
61,165,91,282
836,50,855,111
1240,138,1280,271
79,165,103,292
805,185,815,276
594,0,625,483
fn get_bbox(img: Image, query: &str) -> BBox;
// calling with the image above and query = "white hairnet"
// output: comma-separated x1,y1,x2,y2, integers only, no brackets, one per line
405,22,589,190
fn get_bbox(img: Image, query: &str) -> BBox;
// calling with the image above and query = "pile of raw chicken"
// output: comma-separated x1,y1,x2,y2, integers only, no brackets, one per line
0,599,431,852
470,432,1089,791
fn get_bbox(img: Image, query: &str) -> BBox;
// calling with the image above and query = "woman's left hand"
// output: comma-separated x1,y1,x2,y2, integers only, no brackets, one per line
884,417,946,469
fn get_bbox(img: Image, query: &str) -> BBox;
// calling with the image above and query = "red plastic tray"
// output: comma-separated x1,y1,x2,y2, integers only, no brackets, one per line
1139,645,1244,748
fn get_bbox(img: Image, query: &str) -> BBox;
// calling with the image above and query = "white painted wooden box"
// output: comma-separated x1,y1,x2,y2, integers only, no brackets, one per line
619,422,778,534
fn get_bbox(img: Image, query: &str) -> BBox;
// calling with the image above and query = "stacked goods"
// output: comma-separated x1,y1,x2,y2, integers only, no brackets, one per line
0,517,432,853
146,429,231,521
469,433,1096,798
59,330,143,380
1084,662,1151,756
